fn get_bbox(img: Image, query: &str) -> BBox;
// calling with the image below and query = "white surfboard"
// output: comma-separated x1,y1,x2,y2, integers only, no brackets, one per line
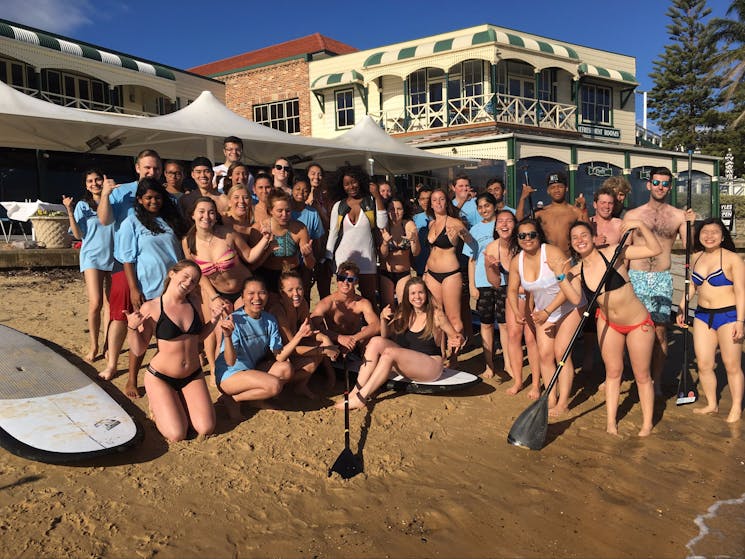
0,324,141,463
332,353,481,394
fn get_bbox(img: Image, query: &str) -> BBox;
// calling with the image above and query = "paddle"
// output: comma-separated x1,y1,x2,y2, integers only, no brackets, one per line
328,353,363,479
507,228,636,450
522,167,535,219
676,149,698,406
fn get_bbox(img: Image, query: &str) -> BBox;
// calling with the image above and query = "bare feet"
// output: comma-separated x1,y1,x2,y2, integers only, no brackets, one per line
217,394,244,421
482,367,495,380
527,386,540,400
693,404,718,415
334,391,369,410
638,425,652,437
548,405,569,418
726,408,742,423
124,382,140,399
505,380,523,395
84,348,98,363
98,366,116,381
606,423,619,436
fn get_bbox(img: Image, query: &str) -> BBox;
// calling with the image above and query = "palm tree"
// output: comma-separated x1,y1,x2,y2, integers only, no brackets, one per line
711,0,745,124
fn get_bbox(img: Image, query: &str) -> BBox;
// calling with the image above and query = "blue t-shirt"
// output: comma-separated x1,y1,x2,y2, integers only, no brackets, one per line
452,198,479,230
412,211,431,276
215,309,283,382
74,200,115,272
463,220,496,288
292,205,325,240
109,181,138,230
114,215,182,300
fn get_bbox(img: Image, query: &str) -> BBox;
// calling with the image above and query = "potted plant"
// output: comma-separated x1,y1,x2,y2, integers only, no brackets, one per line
29,209,72,248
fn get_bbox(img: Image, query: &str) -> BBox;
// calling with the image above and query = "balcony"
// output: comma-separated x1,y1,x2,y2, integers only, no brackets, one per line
370,93,577,135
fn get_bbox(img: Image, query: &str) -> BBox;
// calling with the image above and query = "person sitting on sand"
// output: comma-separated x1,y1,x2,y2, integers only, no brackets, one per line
125,260,225,442
214,277,313,417
675,218,745,423
339,276,463,410
309,261,381,357
548,220,660,437
268,270,340,397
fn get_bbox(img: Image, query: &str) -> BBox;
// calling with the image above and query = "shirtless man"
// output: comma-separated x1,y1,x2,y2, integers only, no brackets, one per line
485,177,516,214
517,172,587,255
623,166,695,396
179,157,228,217
309,261,381,357
591,183,624,247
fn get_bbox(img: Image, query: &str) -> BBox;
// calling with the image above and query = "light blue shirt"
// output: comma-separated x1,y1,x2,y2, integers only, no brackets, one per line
412,211,431,276
114,215,182,300
452,198,479,229
292,205,325,240
215,309,283,382
108,181,138,229
463,220,496,288
74,200,115,272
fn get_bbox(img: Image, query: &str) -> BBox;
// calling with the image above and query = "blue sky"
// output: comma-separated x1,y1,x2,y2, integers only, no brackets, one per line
2,0,736,128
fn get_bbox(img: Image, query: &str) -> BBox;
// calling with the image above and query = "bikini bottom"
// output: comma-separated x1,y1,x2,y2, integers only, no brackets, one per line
425,269,460,284
147,365,203,392
694,305,738,330
596,308,654,335
380,269,411,285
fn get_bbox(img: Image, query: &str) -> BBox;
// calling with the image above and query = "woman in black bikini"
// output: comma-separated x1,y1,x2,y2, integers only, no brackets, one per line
379,197,420,308
126,260,227,442
675,218,744,422
423,187,472,336
548,220,660,436
339,277,463,410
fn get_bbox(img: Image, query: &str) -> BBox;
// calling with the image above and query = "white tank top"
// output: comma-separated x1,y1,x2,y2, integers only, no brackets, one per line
518,244,575,322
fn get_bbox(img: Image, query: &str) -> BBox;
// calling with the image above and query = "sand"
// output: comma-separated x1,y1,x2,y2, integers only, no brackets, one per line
0,268,743,559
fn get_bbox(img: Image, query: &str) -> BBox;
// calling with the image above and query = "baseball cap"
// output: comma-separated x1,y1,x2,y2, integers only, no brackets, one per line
547,172,568,186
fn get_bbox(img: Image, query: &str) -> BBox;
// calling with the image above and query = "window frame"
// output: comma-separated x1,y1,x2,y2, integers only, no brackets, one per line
253,98,301,134
334,89,355,129
580,82,612,126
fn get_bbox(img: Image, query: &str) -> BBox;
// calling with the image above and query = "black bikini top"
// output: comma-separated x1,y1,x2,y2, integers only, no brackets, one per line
580,251,627,300
429,218,454,249
155,297,203,340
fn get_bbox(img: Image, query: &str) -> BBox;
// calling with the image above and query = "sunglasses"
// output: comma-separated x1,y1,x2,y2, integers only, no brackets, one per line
336,274,358,283
274,164,291,172
650,179,671,187
518,231,539,240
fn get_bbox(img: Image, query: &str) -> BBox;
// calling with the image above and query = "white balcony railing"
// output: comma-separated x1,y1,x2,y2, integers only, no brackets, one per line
10,84,161,117
370,93,577,134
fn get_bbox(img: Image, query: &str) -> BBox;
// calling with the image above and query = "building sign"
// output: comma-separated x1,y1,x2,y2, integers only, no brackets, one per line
577,124,621,140
720,203,735,234
586,165,614,177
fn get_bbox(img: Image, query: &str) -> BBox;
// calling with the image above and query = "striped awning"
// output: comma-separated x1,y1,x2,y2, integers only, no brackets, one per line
578,62,637,85
363,28,579,68
311,70,364,90
0,20,175,80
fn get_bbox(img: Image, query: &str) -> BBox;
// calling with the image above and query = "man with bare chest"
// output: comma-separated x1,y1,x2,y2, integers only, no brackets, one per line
591,184,624,247
623,166,694,396
517,172,587,255
309,261,380,354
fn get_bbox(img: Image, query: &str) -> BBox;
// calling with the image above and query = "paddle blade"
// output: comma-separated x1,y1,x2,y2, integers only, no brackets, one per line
507,397,549,451
328,448,363,479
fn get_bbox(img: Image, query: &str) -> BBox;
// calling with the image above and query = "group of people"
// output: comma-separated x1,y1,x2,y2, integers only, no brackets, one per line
62,139,744,442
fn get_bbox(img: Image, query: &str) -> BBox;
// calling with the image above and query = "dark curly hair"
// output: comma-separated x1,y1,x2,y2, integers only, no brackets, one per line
567,220,595,261
327,165,371,203
82,168,104,210
134,178,187,237
514,217,547,248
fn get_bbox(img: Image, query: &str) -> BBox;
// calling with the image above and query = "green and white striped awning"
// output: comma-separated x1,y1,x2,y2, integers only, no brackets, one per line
0,20,176,80
311,70,364,90
363,28,579,67
578,62,637,85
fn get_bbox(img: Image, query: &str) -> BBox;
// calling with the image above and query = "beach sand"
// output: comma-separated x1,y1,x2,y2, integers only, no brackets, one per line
0,268,743,559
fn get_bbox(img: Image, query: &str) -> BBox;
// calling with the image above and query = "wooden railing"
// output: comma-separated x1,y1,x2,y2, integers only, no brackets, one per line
9,84,161,117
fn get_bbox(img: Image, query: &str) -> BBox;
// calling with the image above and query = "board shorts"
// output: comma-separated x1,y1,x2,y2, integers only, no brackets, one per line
109,270,132,322
477,286,507,325
629,269,672,324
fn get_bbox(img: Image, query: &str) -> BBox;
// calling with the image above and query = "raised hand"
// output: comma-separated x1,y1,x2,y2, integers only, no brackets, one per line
485,253,500,269
546,255,571,276
300,238,313,258
62,195,74,210
220,313,235,335
520,183,536,200
574,193,586,210
209,297,228,320
102,175,118,196
125,309,149,331
380,304,394,322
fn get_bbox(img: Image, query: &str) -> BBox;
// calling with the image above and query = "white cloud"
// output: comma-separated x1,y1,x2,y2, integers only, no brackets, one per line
3,0,93,35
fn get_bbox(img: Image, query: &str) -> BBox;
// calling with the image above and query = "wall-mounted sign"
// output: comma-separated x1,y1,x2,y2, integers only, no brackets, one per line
586,165,614,177
577,124,621,139
720,203,735,234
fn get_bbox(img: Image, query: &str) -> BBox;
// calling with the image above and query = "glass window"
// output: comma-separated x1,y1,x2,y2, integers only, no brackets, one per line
46,70,61,95
10,63,24,87
408,69,427,108
335,90,355,128
581,83,612,125
462,60,483,98
537,69,556,102
253,99,301,134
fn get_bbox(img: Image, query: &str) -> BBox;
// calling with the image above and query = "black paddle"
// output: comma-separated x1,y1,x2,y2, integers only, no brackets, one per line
328,353,363,479
676,149,698,406
507,228,635,450
522,167,535,219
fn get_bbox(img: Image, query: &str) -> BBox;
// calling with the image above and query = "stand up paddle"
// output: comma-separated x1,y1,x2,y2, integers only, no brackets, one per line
508,228,636,450
328,353,363,479
522,167,535,219
676,149,698,406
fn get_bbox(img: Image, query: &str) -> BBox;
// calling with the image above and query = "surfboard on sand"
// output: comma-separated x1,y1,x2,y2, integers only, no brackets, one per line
332,353,481,394
0,324,142,464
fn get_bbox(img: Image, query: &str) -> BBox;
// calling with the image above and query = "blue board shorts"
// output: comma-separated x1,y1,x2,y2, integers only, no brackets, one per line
629,269,672,324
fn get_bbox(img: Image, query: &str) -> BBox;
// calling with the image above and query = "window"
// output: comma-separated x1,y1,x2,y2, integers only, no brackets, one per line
581,83,612,125
0,56,34,92
253,98,300,133
335,90,354,128
40,69,109,110
537,69,556,102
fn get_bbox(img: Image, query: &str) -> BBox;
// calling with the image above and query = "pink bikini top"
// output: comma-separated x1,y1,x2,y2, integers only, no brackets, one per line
193,248,237,276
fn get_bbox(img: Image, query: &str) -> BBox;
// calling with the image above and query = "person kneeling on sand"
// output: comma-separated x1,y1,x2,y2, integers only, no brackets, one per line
214,277,313,417
339,276,463,410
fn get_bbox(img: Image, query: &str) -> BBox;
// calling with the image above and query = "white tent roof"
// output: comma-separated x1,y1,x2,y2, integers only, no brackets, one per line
313,115,474,173
0,82,472,172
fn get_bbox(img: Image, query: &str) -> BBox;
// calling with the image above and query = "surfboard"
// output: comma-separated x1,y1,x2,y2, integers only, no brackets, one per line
332,353,481,394
0,324,142,464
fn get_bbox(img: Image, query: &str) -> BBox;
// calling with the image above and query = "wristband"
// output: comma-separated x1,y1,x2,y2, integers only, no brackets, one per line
127,325,138,331
211,294,222,301
555,273,566,282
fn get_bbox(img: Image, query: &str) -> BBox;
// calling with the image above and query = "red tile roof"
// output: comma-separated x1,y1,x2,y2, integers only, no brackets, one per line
189,33,357,76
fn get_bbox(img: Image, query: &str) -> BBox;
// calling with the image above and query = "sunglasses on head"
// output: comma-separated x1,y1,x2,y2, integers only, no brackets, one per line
518,231,539,240
336,274,358,283
650,179,671,187
274,164,291,172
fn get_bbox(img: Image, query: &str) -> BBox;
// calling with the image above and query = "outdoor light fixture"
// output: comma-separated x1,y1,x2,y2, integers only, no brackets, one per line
85,136,105,150
106,139,123,150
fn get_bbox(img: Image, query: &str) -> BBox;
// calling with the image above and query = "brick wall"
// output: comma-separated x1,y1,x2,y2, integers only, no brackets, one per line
217,58,312,137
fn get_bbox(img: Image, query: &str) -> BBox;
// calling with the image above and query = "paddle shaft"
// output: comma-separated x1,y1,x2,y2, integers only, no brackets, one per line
542,228,636,397
523,169,535,219
679,150,694,395
343,355,351,449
